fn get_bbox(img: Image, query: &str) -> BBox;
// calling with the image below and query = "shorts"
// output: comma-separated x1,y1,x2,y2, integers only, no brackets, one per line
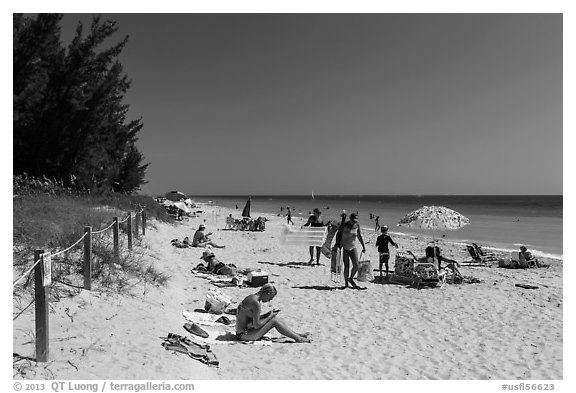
379,252,390,263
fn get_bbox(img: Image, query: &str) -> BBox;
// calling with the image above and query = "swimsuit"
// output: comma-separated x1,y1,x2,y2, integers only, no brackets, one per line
235,303,251,341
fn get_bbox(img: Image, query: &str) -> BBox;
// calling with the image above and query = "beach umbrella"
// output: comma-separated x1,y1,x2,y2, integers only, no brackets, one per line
165,191,187,201
397,205,470,245
172,201,191,214
241,197,251,218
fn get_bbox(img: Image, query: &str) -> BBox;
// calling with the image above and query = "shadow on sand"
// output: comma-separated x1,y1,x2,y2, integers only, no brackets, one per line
258,261,316,269
291,285,340,291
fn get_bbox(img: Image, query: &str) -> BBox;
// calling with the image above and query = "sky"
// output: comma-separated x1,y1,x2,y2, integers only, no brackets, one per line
14,9,565,197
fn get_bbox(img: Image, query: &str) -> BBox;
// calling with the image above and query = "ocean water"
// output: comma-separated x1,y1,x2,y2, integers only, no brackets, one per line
190,195,563,260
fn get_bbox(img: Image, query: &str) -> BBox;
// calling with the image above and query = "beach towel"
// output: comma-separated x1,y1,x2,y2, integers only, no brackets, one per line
330,247,343,283
280,225,327,246
321,224,340,258
160,334,219,366
182,310,273,346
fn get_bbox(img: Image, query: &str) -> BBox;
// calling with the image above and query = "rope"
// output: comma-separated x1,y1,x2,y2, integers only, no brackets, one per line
13,298,35,321
51,232,88,258
92,221,116,234
118,214,130,223
12,258,42,287
52,278,85,290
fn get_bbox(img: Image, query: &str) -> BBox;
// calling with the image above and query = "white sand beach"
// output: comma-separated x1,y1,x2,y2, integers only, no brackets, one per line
13,204,563,380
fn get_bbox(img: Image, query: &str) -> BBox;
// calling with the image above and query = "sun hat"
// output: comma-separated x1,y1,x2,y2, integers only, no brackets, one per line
200,250,215,259
313,208,321,214
381,225,389,231
199,223,206,229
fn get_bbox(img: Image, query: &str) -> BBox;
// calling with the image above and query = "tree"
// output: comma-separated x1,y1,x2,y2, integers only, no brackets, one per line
13,14,148,193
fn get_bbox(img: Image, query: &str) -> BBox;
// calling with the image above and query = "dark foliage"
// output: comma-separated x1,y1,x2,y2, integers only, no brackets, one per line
13,14,148,193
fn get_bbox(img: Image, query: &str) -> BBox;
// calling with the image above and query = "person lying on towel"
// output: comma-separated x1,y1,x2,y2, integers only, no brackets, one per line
235,284,311,343
197,250,254,276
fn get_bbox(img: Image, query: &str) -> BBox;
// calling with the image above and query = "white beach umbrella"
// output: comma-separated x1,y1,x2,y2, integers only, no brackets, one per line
397,205,470,232
397,205,470,261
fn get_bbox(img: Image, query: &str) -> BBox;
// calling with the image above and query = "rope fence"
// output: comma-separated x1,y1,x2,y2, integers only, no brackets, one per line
91,221,116,235
12,258,42,287
12,207,147,362
51,232,88,258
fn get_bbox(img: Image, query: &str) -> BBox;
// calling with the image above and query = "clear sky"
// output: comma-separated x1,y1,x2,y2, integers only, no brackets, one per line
54,13,562,196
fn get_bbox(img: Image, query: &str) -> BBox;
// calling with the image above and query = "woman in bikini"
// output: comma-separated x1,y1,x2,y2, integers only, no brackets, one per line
340,212,366,289
235,284,311,343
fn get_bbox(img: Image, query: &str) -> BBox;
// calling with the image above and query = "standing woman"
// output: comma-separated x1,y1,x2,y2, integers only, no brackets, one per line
340,212,366,289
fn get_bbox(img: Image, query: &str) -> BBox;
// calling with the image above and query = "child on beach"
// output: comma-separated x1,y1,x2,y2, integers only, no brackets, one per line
375,225,397,282
235,284,311,343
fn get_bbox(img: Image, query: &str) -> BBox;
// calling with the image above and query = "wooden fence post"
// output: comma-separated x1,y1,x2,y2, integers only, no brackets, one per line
127,213,132,250
113,217,119,264
34,249,49,362
134,211,139,238
83,226,92,290
141,208,146,236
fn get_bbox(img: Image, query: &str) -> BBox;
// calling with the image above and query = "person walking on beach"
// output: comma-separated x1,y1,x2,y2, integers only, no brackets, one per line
286,207,294,225
375,225,397,282
374,216,380,231
235,284,311,343
304,208,324,265
340,212,366,289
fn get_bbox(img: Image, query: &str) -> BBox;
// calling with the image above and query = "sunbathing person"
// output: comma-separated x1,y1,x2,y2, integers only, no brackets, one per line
519,245,540,268
170,239,188,248
192,224,225,248
197,250,255,276
434,246,461,271
235,284,311,343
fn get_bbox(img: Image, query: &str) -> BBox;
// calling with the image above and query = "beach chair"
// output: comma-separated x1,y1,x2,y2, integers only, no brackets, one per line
412,256,441,288
225,216,236,230
466,244,500,265
472,243,500,260
507,251,520,268
390,251,440,288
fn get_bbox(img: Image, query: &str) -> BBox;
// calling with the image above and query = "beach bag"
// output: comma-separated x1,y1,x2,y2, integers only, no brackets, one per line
356,252,374,282
204,288,232,314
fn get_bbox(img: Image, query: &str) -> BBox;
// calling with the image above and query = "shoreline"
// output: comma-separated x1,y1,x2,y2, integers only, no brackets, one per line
194,196,563,259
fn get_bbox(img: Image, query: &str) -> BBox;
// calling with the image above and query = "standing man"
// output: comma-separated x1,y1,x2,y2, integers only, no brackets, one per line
374,216,380,231
286,207,294,225
304,208,324,265
375,225,397,282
